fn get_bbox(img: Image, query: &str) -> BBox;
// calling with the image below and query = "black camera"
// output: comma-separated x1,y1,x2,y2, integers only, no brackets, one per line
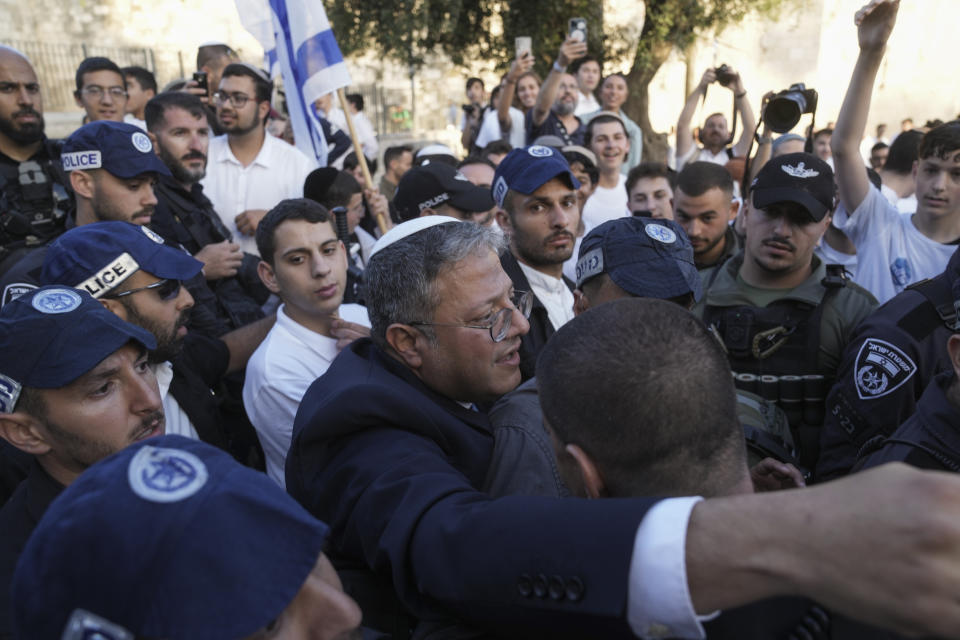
462,103,480,115
765,83,819,133
715,64,736,87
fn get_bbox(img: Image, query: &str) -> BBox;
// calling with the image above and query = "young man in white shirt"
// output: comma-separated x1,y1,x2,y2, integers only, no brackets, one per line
201,63,315,256
245,198,370,485
572,56,601,117
832,1,960,303
581,113,630,230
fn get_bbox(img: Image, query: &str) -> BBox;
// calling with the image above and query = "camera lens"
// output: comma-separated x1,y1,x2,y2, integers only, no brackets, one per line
766,95,803,133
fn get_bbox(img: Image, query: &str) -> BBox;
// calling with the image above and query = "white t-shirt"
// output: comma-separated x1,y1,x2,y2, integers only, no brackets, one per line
676,145,731,171
123,113,147,132
581,174,629,230
243,303,370,487
880,183,919,214
201,133,317,256
834,186,957,303
815,236,858,280
475,107,526,150
574,92,600,117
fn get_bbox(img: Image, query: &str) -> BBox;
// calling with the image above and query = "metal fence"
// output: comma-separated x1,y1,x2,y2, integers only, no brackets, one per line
3,40,163,111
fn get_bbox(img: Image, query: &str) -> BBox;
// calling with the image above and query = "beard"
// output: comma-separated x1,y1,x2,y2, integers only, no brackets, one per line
121,298,191,364
0,108,44,145
553,100,576,117
157,143,206,185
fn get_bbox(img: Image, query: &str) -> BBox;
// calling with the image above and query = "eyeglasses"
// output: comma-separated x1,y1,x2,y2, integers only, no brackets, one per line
410,290,532,343
103,279,182,302
81,85,127,100
213,91,251,108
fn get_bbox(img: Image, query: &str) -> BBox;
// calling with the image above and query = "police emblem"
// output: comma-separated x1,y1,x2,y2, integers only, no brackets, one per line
645,223,677,244
31,288,81,314
493,176,509,207
131,132,153,153
854,338,917,400
62,609,134,640
2,283,36,307
141,225,164,244
128,445,208,503
527,145,553,157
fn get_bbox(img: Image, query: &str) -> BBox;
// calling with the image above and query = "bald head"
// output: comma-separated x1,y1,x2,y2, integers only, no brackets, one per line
0,46,44,150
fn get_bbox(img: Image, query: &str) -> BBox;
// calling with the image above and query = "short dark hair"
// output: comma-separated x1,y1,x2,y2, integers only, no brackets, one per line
570,55,599,75
13,386,46,419
457,155,496,171
466,77,484,92
918,121,960,163
584,113,627,148
871,141,889,153
305,169,361,211
675,161,733,198
813,128,833,140
75,57,124,93
144,92,207,132
196,44,237,71
343,151,377,176
220,63,272,103
122,66,157,94
537,298,745,498
562,150,598,186
256,198,332,265
626,162,675,196
884,129,923,174
345,93,364,111
480,140,512,160
384,145,413,169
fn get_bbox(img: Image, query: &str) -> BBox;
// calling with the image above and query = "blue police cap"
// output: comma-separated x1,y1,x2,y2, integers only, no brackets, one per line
0,285,156,412
41,222,202,299
61,120,171,178
491,145,580,208
576,216,703,303
12,435,330,639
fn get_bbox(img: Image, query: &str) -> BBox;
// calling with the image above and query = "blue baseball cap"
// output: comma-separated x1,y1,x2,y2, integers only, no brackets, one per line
61,120,171,178
12,435,330,639
42,221,202,298
0,285,156,413
492,145,580,208
576,216,703,303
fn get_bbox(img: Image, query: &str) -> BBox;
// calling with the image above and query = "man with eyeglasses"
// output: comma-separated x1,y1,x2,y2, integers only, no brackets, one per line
0,46,73,281
0,120,170,307
201,62,315,256
40,221,271,468
73,57,127,124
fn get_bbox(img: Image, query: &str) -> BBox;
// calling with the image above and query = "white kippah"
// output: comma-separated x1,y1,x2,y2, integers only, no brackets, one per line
416,144,455,158
369,216,462,258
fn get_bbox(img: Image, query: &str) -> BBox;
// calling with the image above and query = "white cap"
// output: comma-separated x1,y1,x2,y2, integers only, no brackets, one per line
369,216,462,258
416,144,455,158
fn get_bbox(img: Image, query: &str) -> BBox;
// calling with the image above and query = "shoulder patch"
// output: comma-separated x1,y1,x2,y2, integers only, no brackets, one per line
128,445,208,503
2,282,36,307
854,338,917,400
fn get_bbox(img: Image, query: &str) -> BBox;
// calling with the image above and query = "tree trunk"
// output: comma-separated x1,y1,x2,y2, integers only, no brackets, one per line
625,39,674,163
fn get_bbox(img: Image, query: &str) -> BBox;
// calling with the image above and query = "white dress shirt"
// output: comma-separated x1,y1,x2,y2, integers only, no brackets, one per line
201,133,316,255
350,110,379,160
516,261,574,330
153,361,198,440
574,92,600,117
243,303,370,486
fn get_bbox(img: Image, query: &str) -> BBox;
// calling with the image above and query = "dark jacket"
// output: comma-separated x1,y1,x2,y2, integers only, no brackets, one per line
287,339,656,639
499,251,573,382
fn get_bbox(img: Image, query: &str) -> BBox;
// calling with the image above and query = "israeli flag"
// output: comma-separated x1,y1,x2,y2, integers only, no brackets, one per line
235,0,351,166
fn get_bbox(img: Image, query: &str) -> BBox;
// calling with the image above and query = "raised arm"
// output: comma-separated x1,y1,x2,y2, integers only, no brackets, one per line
532,37,586,127
832,0,899,213
730,70,757,158
676,69,715,160
500,51,534,132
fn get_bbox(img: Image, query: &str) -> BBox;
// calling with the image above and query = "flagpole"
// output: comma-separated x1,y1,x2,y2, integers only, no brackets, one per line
336,88,388,234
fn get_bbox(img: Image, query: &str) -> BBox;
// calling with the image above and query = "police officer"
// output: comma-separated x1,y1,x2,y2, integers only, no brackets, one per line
12,435,361,639
696,153,878,470
0,285,161,636
818,248,960,479
0,119,170,305
40,221,272,468
0,47,72,281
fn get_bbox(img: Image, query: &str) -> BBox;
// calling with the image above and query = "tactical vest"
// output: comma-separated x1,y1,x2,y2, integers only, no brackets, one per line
0,140,71,256
702,266,846,470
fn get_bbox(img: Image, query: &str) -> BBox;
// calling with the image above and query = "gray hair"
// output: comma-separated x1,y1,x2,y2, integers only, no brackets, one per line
363,221,506,348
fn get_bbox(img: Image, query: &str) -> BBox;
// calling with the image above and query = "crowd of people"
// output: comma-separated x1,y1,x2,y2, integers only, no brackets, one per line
5,0,960,638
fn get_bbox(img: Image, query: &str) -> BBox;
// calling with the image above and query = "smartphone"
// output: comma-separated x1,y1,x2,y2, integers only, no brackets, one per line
569,17,587,43
192,71,208,93
515,36,532,58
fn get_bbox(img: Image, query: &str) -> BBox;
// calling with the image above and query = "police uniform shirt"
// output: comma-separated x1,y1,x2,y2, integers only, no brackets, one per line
153,361,199,440
201,133,316,256
517,260,574,331
243,303,370,486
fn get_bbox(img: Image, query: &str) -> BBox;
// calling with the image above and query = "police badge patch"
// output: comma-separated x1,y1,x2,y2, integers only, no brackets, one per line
854,338,917,400
2,283,36,307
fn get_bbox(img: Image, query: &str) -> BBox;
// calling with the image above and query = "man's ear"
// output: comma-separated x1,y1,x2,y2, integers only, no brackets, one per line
573,289,589,316
727,197,740,223
495,209,513,235
0,412,52,456
948,335,960,378
147,131,159,154
99,296,127,320
385,324,424,370
257,260,282,294
70,170,95,199
565,443,607,499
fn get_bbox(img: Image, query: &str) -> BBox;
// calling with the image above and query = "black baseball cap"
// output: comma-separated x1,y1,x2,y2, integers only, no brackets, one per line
394,163,494,222
751,152,835,222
